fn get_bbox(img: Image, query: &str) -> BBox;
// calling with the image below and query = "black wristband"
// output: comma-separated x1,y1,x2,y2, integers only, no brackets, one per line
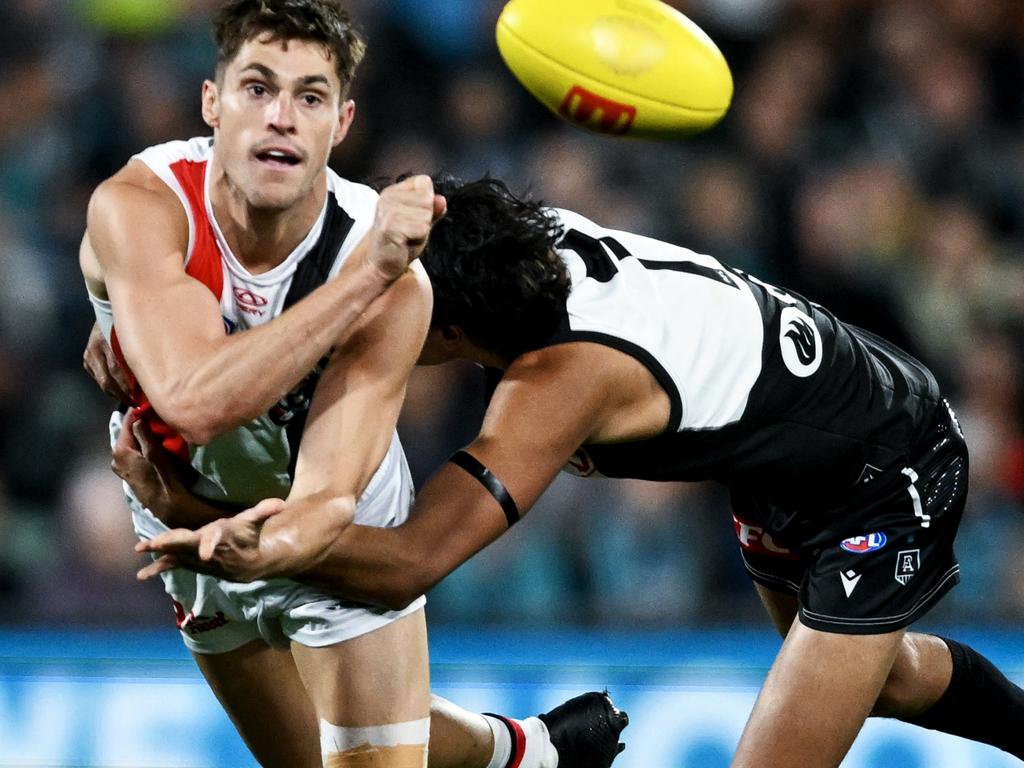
448,450,520,528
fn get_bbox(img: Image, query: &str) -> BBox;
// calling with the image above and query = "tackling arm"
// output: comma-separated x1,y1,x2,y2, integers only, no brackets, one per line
84,165,439,444
136,342,669,594
302,343,629,609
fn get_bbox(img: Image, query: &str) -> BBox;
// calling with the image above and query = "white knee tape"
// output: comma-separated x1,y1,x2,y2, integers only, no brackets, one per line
320,717,430,767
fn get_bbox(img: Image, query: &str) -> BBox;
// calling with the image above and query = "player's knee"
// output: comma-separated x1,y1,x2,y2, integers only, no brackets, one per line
320,717,429,767
873,634,935,718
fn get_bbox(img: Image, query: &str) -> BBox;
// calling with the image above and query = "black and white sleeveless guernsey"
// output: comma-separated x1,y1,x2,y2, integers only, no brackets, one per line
543,209,942,541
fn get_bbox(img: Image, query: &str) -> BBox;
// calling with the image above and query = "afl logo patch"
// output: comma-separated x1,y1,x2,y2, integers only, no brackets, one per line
779,306,822,377
840,532,887,553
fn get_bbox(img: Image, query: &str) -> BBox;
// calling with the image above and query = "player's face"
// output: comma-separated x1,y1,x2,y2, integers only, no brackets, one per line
203,36,354,211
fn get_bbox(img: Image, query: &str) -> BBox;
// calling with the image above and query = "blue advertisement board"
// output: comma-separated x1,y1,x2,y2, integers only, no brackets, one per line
0,627,1019,767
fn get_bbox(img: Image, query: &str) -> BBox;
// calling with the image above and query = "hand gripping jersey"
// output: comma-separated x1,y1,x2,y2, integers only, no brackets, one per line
89,138,383,513
548,209,942,538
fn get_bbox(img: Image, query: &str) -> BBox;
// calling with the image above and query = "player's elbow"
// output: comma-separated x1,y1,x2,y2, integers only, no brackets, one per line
318,495,358,542
378,561,435,611
150,374,265,444
174,422,218,447
156,407,217,446
179,410,248,446
378,581,424,612
153,392,236,446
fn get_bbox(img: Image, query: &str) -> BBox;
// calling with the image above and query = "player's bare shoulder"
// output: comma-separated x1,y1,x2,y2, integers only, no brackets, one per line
83,159,190,283
88,158,184,225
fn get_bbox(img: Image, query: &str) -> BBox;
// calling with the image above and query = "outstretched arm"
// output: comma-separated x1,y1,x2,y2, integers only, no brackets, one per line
84,164,442,444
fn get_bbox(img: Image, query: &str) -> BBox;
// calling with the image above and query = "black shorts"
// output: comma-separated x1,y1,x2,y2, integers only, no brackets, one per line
734,400,968,634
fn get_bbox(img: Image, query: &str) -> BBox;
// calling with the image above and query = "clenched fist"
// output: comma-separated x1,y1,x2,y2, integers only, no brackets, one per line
369,175,446,280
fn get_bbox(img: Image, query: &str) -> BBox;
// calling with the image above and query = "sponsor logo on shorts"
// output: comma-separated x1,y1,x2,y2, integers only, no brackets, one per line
840,532,887,553
559,85,637,135
779,306,823,377
895,549,920,585
733,515,799,559
855,463,883,485
172,599,230,636
840,569,861,597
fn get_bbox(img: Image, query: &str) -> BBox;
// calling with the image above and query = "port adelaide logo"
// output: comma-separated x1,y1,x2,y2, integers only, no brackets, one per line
840,532,887,554
779,306,823,377
895,549,920,586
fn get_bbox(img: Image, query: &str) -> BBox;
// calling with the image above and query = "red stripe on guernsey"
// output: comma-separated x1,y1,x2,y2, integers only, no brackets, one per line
168,158,224,299
108,158,225,461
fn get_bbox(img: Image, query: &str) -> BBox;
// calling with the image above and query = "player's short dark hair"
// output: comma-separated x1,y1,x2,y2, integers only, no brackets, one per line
422,175,570,360
213,0,365,99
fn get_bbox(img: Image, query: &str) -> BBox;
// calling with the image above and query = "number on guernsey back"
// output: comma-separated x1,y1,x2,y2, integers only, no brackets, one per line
560,228,740,289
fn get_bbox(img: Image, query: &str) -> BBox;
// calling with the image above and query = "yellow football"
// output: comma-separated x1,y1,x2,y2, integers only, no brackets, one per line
496,0,733,139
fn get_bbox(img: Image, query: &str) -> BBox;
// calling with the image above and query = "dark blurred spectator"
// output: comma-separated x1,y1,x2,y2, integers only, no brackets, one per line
16,449,170,624
668,153,771,278
789,156,922,354
903,200,1024,381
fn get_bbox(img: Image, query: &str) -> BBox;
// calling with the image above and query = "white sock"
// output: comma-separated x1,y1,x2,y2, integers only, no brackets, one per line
483,714,512,768
482,713,558,768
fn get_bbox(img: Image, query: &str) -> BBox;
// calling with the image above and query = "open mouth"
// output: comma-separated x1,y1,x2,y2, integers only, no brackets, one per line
254,148,302,168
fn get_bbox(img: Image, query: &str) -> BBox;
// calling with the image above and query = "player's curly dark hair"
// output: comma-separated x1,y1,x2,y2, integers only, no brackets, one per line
421,175,570,360
214,0,365,99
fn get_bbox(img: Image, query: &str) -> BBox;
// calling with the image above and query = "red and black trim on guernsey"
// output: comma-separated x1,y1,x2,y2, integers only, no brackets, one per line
543,225,940,527
275,197,355,479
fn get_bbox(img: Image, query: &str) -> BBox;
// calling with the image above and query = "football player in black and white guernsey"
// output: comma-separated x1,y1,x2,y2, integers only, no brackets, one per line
134,175,1024,767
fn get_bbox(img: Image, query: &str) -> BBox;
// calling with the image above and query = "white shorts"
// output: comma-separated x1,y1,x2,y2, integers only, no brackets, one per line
111,411,426,655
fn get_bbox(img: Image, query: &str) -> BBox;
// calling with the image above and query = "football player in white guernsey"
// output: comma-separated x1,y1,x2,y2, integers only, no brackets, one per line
133,175,1024,768
77,3,629,768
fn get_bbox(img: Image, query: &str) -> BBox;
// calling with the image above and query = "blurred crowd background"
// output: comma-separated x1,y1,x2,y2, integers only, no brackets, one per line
1,0,1022,631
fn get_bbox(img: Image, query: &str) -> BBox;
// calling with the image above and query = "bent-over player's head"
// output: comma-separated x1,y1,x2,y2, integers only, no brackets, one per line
418,175,571,365
202,0,366,211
